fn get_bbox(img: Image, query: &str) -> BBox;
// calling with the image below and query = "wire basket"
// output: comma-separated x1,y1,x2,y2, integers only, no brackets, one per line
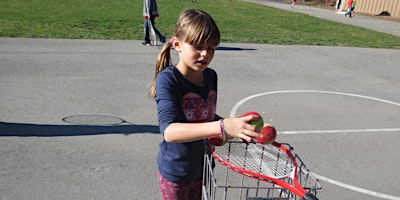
202,142,321,200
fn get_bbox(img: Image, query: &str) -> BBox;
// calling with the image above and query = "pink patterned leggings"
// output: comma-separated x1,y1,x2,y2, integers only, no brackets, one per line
158,172,202,200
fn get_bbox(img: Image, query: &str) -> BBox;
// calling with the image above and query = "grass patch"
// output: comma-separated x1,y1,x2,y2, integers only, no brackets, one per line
1,0,399,48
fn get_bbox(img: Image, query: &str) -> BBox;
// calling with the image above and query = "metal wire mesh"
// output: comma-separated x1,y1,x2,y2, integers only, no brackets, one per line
202,142,321,200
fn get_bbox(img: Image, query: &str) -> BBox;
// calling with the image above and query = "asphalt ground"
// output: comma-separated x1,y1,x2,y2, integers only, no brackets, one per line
1,2,400,200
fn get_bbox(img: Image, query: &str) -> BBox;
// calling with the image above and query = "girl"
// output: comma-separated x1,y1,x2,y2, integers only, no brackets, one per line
149,8,260,200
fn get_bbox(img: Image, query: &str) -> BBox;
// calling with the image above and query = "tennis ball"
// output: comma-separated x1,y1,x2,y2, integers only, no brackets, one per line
243,111,264,132
208,135,227,146
257,124,277,144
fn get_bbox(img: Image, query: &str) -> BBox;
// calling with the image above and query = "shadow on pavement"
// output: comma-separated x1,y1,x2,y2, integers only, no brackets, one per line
0,121,160,137
217,46,257,51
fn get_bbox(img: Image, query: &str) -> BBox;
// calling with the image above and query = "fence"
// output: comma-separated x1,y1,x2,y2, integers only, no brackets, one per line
301,0,400,18
355,0,400,18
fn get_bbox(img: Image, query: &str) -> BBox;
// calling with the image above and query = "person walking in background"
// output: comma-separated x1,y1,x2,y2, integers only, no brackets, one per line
149,8,261,200
345,0,356,18
291,0,296,9
143,0,166,46
335,0,342,13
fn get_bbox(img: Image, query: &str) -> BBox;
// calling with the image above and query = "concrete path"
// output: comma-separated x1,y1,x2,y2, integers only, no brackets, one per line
245,0,400,37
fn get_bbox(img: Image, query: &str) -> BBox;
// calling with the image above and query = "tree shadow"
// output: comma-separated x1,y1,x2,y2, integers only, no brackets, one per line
216,46,257,51
0,121,160,137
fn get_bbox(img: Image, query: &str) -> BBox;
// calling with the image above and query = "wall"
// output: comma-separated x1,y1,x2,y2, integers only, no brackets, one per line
340,0,400,18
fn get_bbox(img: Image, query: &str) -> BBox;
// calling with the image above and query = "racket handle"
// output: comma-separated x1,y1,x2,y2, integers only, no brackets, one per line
302,192,319,200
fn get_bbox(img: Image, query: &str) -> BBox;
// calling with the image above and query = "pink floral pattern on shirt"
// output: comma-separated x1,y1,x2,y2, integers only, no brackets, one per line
181,90,217,122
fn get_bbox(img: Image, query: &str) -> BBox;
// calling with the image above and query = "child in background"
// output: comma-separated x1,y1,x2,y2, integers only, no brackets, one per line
291,0,296,9
142,0,166,46
335,0,342,13
149,8,261,200
345,0,356,18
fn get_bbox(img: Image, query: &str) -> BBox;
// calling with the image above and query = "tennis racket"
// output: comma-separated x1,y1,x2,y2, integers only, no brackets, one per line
148,19,157,46
210,139,318,200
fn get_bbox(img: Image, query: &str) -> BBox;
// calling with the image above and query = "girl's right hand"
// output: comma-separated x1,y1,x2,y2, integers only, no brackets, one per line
222,115,261,142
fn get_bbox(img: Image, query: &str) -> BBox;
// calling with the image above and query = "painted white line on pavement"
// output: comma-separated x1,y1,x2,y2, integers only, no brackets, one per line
230,90,400,199
230,90,400,118
313,173,400,200
279,128,400,135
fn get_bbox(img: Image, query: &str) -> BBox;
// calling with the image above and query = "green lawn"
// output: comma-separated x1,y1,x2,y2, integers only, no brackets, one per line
1,0,399,49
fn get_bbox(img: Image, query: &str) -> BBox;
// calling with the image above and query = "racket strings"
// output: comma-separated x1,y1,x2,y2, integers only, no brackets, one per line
217,141,295,179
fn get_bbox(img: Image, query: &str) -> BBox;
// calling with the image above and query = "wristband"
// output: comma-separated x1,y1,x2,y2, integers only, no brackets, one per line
219,119,226,141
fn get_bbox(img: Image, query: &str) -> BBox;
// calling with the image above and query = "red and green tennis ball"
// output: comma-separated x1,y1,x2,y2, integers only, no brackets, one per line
208,135,227,146
243,111,264,132
257,124,277,144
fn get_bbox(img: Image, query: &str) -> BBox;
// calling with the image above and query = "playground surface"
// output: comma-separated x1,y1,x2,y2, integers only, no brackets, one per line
1,2,399,200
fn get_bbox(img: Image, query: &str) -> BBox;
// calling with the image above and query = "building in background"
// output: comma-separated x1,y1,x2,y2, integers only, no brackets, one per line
354,0,399,18
303,0,400,19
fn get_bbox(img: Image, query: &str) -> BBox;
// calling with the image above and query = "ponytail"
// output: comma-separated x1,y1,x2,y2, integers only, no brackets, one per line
149,42,173,99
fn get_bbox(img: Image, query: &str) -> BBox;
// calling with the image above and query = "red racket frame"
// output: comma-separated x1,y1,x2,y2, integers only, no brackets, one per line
211,141,313,199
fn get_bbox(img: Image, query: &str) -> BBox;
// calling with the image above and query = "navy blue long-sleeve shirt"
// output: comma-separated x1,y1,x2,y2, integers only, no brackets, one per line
155,66,218,182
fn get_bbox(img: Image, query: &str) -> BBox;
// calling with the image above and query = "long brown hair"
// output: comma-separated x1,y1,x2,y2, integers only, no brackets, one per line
149,8,220,99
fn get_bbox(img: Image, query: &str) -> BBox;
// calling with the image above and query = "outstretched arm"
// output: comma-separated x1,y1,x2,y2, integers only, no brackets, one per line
164,115,260,143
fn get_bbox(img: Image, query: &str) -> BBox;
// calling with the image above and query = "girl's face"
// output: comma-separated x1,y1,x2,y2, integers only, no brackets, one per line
174,38,216,75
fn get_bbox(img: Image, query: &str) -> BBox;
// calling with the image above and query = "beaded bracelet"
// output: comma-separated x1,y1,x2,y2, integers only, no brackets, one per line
219,119,226,141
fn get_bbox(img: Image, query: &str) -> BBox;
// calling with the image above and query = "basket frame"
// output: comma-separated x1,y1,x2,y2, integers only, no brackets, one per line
202,142,321,200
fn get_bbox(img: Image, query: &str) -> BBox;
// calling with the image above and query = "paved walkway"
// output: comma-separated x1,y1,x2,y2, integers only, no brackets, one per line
245,0,400,37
